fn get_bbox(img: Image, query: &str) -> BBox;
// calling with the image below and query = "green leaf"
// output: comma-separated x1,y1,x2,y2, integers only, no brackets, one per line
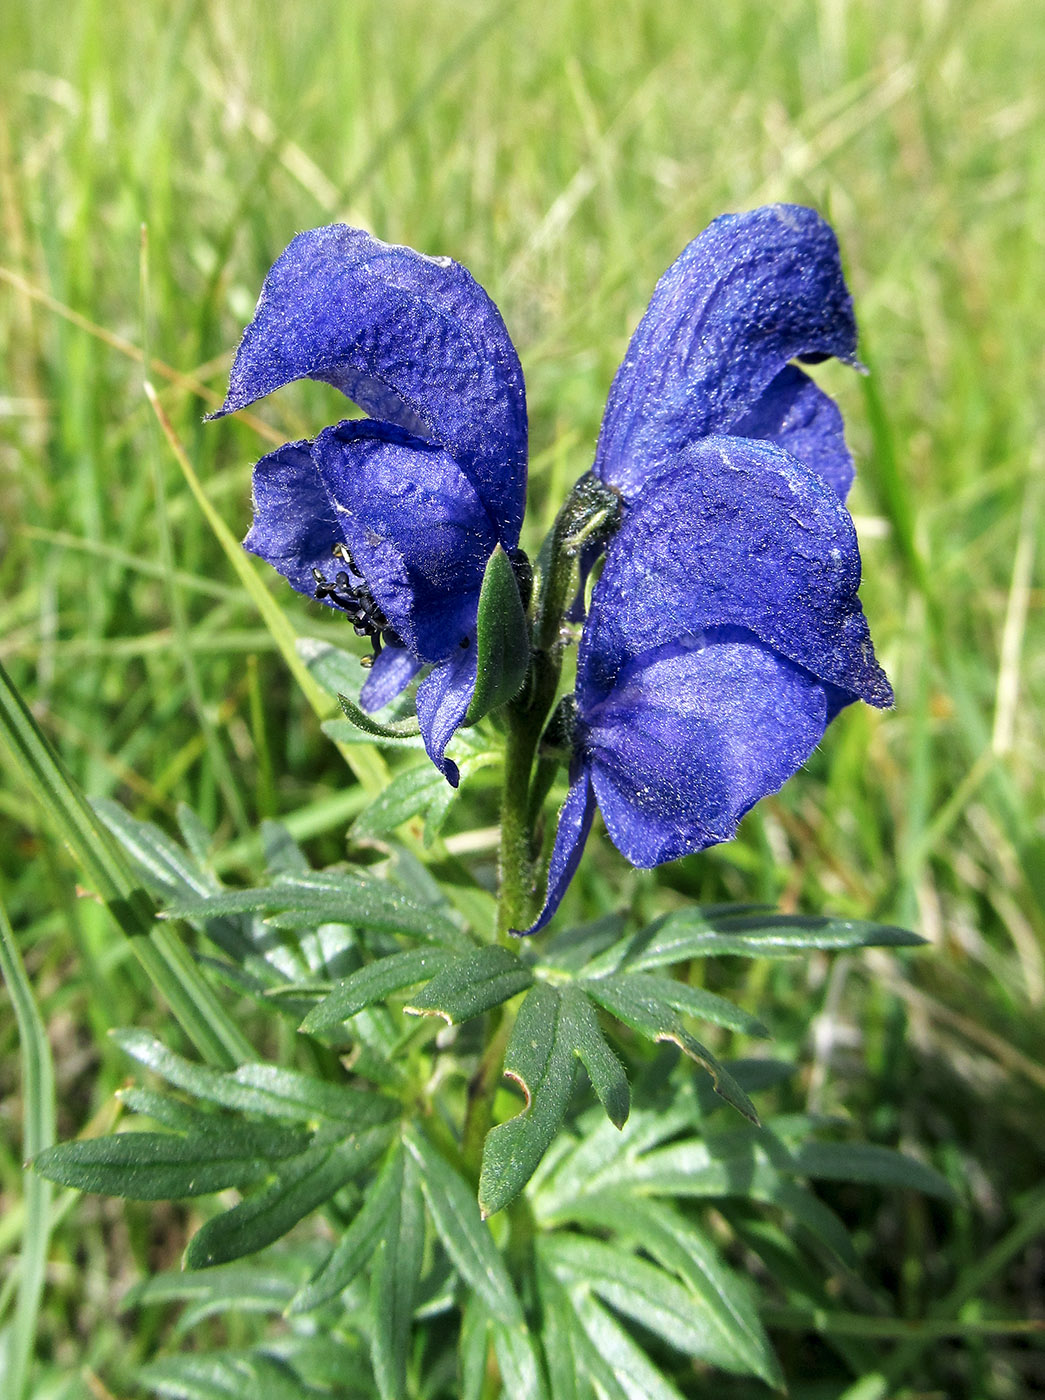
124,1262,298,1317
322,718,425,748
466,544,530,724
590,909,924,974
548,1192,782,1386
336,690,422,740
564,1286,686,1400
300,948,457,1033
459,1297,491,1400
113,1030,397,1126
162,871,469,948
543,1233,754,1376
535,1261,603,1400
790,1140,956,1201
185,1126,392,1268
404,1126,523,1324
138,1350,332,1400
581,975,759,1123
559,983,629,1129
289,1143,404,1313
479,983,575,1217
590,969,768,1038
369,1146,425,1400
405,945,533,1025
491,1320,549,1400
33,1126,306,1200
352,763,448,839
0,661,252,1068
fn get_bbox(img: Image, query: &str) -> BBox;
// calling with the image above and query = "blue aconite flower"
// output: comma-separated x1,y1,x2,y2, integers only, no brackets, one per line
526,205,893,933
214,225,527,784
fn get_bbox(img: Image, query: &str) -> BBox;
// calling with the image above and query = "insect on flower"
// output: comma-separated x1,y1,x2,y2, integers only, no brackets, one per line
211,225,528,784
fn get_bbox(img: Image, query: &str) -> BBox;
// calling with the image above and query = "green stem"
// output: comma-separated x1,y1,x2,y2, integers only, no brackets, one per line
494,472,621,940
496,712,543,938
0,660,253,1068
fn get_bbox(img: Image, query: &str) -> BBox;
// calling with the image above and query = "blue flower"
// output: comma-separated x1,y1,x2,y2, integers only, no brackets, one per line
213,225,527,784
524,205,892,933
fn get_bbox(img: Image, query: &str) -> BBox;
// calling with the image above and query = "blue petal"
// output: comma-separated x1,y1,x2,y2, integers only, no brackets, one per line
515,775,598,937
579,435,892,711
730,365,854,501
415,642,478,786
311,420,496,662
243,440,341,602
585,634,828,867
359,644,422,712
214,225,527,542
594,205,857,496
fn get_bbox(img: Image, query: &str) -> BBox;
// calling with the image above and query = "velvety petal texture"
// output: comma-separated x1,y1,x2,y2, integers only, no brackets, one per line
523,206,891,933
579,436,892,710
415,642,478,785
730,365,854,501
586,635,829,867
215,224,527,544
594,205,857,497
222,224,530,780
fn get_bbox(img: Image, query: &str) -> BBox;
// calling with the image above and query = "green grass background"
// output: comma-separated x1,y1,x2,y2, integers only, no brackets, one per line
1,0,1043,1394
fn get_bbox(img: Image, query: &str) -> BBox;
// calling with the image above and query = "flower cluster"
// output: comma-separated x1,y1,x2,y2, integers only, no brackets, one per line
217,206,891,930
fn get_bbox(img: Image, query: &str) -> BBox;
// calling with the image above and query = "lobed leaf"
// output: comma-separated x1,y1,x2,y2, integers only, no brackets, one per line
550,1191,782,1386
137,1350,335,1400
542,1233,754,1375
479,983,576,1217
300,948,458,1033
289,1143,404,1313
560,982,630,1129
581,974,759,1123
185,1126,393,1268
405,1126,524,1323
162,871,469,948
564,1286,687,1400
405,945,533,1025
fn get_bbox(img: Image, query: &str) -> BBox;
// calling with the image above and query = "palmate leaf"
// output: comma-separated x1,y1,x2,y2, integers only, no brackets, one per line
581,973,759,1123
299,948,458,1033
543,1232,756,1381
111,1030,397,1127
289,1143,404,1314
185,1125,393,1268
404,945,535,1025
478,982,629,1217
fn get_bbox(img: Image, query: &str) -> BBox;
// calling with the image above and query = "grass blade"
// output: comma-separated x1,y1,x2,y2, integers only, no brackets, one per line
0,894,57,1400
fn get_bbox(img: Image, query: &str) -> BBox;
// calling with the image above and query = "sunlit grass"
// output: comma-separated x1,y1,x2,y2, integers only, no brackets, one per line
1,0,1043,1393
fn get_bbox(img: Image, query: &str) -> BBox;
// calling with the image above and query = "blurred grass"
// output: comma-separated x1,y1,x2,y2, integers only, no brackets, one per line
0,0,1042,1394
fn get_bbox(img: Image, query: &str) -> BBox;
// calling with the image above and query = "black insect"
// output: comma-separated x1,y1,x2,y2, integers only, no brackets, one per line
312,543,404,666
